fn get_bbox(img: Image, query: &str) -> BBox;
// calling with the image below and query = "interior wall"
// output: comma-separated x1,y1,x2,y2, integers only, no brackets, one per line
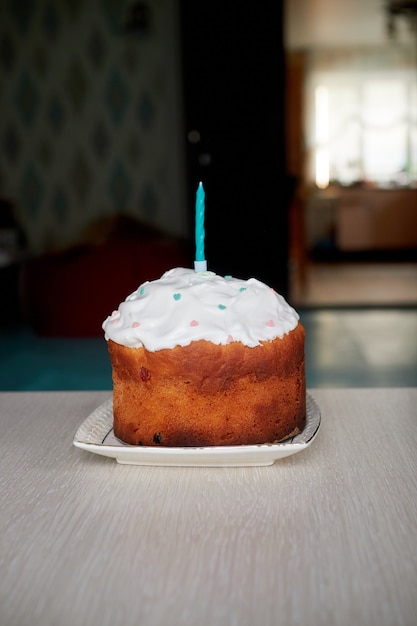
0,0,187,255
285,0,415,49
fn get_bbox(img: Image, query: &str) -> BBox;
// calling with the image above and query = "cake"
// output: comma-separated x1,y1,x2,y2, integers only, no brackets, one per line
103,267,306,447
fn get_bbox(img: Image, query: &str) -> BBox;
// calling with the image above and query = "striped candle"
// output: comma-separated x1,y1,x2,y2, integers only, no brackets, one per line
194,181,207,272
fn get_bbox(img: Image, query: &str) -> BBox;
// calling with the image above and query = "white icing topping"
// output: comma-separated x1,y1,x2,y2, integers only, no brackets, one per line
102,267,299,351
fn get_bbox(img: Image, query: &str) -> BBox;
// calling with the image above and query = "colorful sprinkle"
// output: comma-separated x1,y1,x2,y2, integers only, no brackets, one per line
112,310,118,316
190,320,199,327
225,275,232,279
226,334,234,343
173,293,181,301
239,287,247,292
132,321,140,328
139,286,145,296
266,320,275,327
218,304,226,310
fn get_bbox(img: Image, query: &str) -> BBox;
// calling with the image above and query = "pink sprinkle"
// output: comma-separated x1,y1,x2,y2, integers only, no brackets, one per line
227,334,234,343
266,320,275,327
112,310,118,316
190,320,199,327
132,321,140,328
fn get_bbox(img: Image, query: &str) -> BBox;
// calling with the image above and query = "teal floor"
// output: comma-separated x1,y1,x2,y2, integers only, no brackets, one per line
1,308,417,390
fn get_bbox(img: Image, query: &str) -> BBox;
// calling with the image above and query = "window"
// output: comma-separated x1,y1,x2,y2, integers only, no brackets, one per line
305,46,417,188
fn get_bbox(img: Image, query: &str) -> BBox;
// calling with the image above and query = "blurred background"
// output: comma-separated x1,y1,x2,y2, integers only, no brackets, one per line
285,0,417,308
0,0,416,390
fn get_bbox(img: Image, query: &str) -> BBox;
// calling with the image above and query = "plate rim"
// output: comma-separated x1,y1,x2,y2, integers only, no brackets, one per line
73,393,321,466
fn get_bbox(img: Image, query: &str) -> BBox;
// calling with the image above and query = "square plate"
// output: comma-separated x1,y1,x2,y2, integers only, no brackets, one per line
73,393,320,467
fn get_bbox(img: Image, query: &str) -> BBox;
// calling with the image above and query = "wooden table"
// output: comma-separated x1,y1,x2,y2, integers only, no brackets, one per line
1,389,416,626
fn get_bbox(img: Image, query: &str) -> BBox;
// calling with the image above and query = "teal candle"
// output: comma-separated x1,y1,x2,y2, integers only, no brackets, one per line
195,181,205,263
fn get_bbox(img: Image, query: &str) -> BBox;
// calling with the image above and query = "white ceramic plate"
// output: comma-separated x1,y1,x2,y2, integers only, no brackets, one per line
73,393,320,467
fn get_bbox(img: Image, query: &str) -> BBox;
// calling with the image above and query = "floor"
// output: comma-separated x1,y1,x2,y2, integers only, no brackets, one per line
0,326,112,391
1,309,416,391
290,262,417,307
1,260,416,391
301,307,417,388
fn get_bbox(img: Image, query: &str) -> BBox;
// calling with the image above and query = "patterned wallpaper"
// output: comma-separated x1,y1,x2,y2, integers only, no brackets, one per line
0,0,187,254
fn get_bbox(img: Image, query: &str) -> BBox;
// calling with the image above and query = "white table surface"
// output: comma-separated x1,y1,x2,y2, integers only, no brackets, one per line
1,389,416,626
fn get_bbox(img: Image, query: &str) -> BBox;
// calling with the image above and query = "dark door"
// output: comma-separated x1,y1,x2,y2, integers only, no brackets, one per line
179,1,289,295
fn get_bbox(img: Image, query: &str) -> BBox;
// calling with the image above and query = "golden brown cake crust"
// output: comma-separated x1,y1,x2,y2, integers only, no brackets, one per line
108,323,306,446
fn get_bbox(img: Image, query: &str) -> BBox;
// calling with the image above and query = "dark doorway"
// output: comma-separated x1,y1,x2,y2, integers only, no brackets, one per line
179,1,289,294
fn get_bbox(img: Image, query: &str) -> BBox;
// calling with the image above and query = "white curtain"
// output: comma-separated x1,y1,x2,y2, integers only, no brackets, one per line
304,45,417,187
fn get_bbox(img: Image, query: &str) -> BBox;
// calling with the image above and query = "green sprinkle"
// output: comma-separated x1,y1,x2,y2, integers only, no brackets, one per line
139,286,145,296
225,275,232,279
218,304,226,310
239,287,247,292
173,293,181,301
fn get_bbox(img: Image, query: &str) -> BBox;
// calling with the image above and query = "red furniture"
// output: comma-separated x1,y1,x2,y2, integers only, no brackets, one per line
22,219,191,337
